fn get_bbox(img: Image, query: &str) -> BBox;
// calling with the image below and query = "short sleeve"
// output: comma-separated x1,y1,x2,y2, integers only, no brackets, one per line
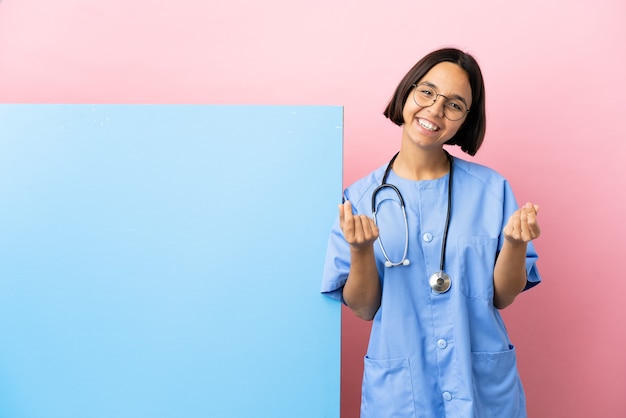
320,217,350,303
524,241,541,291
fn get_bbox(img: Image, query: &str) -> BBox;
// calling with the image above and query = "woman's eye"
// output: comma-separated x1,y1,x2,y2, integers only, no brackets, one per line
447,101,463,112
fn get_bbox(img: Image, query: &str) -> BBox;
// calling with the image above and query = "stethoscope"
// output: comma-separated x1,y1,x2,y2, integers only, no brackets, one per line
371,151,454,294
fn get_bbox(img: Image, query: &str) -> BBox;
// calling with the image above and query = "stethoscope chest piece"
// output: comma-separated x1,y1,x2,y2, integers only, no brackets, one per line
429,271,451,294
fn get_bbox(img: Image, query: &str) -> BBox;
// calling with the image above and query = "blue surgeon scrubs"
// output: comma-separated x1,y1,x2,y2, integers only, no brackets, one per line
321,156,541,418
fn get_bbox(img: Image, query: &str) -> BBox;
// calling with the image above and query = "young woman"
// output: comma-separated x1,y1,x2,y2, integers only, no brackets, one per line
321,48,541,417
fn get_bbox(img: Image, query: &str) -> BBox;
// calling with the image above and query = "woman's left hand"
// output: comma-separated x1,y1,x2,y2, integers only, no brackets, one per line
503,202,541,244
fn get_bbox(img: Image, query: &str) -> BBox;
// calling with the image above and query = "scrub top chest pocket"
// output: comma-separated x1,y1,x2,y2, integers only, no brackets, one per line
455,236,499,300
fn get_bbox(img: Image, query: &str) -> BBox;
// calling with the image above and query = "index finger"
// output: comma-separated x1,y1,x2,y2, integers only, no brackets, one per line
522,202,539,214
338,200,354,224
524,202,541,238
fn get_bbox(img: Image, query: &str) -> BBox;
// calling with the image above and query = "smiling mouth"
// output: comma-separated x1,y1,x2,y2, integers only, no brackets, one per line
418,118,439,132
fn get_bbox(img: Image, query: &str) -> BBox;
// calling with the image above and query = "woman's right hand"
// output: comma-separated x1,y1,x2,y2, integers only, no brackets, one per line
339,200,379,250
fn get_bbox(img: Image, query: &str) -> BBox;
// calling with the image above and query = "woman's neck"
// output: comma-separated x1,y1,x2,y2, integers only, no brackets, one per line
391,148,450,181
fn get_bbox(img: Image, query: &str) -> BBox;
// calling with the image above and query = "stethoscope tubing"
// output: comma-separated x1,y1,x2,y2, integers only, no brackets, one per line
371,151,453,273
439,153,453,271
371,182,410,267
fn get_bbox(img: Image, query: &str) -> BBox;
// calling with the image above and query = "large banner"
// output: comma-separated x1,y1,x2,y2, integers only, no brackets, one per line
0,105,342,418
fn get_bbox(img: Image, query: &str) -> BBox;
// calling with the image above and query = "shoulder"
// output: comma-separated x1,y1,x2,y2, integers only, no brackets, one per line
453,156,508,185
453,156,504,181
451,155,514,201
343,163,388,208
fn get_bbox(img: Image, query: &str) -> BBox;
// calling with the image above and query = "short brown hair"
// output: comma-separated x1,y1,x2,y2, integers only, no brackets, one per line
383,48,486,156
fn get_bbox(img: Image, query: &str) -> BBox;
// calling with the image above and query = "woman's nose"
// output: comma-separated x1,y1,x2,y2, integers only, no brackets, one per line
429,96,446,117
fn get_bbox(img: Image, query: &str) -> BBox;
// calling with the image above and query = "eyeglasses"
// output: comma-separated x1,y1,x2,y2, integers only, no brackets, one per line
412,83,470,121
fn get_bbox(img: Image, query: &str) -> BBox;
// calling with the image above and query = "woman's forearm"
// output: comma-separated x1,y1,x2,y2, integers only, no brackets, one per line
343,246,381,321
493,240,528,309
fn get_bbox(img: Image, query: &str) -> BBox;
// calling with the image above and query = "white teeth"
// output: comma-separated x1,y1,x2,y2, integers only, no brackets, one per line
418,118,438,131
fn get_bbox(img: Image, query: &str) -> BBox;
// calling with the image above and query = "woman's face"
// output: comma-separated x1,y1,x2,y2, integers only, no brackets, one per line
401,62,472,151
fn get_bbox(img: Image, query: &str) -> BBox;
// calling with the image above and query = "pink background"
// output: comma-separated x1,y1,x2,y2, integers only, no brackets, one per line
2,0,625,416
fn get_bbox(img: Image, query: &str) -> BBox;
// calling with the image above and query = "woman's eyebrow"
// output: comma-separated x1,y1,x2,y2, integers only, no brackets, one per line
419,81,470,107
